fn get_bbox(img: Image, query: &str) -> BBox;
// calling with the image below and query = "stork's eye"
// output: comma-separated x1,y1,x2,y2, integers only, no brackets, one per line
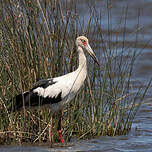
81,39,87,46
81,39,86,43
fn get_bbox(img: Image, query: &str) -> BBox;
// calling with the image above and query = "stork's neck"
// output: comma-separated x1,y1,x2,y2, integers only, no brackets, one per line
77,46,87,74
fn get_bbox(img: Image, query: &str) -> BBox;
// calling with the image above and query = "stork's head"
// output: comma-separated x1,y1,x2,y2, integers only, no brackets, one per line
76,36,100,66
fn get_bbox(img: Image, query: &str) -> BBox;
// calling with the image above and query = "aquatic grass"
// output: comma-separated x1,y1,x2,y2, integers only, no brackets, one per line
0,0,151,145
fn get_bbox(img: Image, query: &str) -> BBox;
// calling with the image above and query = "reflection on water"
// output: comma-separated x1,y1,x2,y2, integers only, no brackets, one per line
1,0,152,151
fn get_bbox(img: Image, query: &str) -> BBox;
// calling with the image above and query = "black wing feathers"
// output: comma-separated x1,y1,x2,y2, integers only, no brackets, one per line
31,79,56,90
9,78,62,112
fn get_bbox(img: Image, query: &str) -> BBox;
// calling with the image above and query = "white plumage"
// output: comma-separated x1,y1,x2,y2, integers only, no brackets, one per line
33,62,87,112
10,36,100,145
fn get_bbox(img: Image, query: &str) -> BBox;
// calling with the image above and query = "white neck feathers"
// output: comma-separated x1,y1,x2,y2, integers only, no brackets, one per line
77,46,87,70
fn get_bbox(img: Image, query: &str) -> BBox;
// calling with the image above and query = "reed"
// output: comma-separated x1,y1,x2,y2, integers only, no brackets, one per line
0,0,151,145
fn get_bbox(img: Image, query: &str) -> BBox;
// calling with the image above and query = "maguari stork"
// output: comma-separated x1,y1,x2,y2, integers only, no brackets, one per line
9,36,100,146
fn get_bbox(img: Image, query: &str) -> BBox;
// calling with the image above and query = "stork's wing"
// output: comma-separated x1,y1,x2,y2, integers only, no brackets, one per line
30,78,63,105
31,78,56,90
10,78,63,112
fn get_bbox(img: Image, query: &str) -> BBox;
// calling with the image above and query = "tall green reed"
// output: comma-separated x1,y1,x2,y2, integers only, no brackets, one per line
0,0,151,144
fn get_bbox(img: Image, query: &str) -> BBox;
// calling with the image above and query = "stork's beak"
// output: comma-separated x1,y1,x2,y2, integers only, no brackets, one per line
86,44,100,67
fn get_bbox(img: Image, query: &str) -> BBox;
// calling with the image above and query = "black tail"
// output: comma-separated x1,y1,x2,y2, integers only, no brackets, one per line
8,91,30,113
8,90,62,113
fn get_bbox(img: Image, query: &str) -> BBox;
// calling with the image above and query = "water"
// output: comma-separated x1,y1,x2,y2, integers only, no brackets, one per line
1,0,152,151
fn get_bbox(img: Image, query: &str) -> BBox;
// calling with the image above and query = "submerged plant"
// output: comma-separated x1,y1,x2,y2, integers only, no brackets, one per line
0,0,151,145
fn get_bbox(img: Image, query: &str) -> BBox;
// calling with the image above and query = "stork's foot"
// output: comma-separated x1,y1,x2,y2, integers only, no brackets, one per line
58,129,64,143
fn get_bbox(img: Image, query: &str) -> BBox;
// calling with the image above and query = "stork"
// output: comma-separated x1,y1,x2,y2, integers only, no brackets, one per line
9,36,100,146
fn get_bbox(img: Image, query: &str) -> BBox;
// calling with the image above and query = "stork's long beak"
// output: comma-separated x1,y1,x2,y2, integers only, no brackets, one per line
86,44,100,67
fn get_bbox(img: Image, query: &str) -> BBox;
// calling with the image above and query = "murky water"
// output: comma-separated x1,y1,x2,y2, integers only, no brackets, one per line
1,0,152,151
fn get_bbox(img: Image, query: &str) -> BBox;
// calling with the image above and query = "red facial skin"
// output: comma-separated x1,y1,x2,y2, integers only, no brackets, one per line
82,41,87,46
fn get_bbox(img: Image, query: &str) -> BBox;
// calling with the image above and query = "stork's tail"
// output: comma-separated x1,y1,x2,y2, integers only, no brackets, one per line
8,91,30,113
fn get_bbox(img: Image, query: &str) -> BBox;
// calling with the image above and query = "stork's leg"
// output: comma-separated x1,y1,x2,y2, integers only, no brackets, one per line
49,115,54,146
57,110,64,143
